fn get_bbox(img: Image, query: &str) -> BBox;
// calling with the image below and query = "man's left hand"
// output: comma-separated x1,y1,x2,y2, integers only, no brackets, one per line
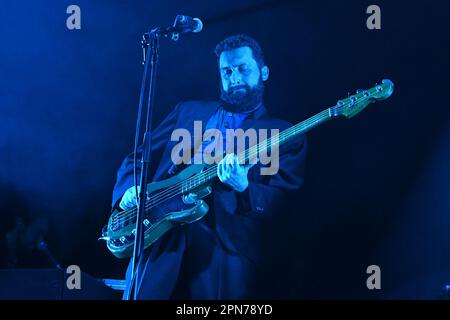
217,153,255,192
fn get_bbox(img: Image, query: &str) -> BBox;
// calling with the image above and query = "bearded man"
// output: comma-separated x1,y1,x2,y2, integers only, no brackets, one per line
113,34,307,299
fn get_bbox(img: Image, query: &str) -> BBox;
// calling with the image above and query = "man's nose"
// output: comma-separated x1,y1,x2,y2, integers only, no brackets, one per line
230,71,242,85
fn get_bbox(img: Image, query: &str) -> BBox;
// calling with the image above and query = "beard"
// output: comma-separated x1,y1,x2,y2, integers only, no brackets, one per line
220,80,264,113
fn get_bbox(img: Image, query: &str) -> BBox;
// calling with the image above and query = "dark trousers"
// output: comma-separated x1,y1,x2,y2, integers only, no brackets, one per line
123,221,258,300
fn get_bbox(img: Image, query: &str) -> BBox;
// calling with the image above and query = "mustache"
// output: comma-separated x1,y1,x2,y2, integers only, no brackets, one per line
228,85,249,93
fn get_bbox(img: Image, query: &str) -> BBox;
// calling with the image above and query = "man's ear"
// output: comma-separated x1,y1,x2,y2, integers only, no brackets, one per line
261,65,269,81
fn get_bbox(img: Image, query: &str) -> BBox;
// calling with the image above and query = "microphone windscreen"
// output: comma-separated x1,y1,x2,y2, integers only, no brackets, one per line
193,18,203,33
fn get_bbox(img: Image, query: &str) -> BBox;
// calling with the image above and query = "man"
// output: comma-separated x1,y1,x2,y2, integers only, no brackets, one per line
112,34,307,299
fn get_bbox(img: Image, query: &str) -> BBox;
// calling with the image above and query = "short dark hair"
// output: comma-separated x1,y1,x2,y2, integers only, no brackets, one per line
214,34,265,68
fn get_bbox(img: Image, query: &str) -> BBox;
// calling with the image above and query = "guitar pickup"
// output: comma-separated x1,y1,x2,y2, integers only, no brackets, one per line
182,186,212,204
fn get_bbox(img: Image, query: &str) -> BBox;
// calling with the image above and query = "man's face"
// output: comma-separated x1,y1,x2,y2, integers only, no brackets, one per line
219,46,261,92
219,46,267,112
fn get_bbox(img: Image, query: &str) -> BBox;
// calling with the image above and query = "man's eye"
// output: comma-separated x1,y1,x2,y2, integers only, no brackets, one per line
223,69,232,77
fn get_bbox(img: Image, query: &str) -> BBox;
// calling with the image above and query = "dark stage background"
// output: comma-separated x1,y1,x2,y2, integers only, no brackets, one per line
1,0,449,299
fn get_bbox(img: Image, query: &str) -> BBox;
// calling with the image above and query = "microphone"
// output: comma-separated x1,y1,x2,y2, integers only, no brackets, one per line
173,15,203,33
141,15,203,61
169,15,203,41
144,15,203,41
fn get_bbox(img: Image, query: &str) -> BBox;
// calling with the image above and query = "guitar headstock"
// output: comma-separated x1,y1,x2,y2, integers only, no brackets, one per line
332,79,394,118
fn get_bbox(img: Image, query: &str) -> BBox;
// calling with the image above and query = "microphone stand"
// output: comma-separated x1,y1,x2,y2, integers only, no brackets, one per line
125,29,160,300
124,17,198,300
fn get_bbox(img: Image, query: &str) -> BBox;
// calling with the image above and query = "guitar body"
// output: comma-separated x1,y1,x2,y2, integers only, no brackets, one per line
103,164,211,259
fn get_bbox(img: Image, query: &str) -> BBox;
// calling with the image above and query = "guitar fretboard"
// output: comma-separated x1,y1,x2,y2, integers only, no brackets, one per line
180,107,335,194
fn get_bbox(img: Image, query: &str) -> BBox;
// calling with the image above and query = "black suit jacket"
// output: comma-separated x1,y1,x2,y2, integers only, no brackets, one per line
112,100,307,263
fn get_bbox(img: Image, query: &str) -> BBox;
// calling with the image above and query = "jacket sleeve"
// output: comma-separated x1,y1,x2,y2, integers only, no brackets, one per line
111,102,183,208
236,134,307,221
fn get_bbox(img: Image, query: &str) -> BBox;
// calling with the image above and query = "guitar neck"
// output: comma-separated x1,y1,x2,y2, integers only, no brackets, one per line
241,107,335,163
181,107,336,193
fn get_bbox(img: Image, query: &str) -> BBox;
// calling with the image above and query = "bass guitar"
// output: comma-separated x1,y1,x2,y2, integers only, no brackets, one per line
101,79,394,258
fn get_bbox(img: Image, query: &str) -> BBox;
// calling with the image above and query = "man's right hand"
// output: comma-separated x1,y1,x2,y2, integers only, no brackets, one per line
119,186,150,210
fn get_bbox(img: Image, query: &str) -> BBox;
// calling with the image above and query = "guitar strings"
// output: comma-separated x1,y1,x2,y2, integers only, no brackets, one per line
116,121,328,226
113,108,334,224
114,109,329,219
113,85,383,224
114,108,335,224
114,107,336,224
124,107,331,213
